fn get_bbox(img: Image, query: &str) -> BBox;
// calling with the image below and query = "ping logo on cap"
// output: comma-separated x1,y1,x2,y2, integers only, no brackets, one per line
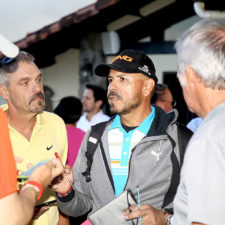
112,55,133,63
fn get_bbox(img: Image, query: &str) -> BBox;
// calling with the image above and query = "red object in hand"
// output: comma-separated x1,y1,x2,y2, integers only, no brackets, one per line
54,152,75,190
55,152,60,160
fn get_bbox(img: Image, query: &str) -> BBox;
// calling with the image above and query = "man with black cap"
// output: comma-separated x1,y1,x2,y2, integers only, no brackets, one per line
53,49,192,224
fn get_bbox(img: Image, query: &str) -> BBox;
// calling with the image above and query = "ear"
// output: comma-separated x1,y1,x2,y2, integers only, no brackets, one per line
155,101,165,112
95,99,103,110
0,85,9,100
186,65,199,83
143,78,155,97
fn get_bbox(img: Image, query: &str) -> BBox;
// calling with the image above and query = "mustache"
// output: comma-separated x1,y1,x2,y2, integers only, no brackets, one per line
29,92,45,105
107,91,122,99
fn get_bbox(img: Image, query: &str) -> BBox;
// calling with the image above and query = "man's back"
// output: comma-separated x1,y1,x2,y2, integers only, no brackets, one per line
174,102,225,225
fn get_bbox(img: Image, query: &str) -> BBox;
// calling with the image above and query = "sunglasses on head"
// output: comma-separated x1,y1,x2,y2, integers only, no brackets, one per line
0,56,15,67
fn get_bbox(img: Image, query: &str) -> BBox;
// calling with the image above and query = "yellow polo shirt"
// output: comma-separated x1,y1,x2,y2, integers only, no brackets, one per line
1,104,68,225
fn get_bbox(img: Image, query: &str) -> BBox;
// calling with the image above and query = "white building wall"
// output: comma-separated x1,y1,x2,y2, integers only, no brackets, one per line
42,49,80,110
149,54,178,83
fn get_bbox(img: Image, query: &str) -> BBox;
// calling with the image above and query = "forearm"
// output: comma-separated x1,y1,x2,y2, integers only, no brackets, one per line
58,211,70,225
0,188,36,225
57,188,92,217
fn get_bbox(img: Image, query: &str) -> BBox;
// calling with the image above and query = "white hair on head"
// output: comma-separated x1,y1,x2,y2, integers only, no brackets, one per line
175,19,225,89
177,63,188,87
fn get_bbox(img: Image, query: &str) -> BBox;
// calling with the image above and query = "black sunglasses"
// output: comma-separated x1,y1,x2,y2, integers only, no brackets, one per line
127,190,138,225
171,100,176,107
160,100,177,108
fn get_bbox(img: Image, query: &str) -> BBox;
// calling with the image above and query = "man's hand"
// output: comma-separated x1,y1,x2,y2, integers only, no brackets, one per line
29,158,64,189
33,206,49,220
124,204,165,225
58,211,70,225
49,165,74,195
15,156,24,175
15,156,34,175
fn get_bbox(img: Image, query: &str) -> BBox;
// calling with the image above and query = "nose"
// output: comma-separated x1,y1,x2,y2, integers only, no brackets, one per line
108,80,117,92
81,97,86,105
32,81,42,93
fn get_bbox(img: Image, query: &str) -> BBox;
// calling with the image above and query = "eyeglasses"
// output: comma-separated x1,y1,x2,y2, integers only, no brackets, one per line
127,190,138,225
171,100,176,107
127,190,135,213
127,188,141,225
160,100,176,107
137,186,142,225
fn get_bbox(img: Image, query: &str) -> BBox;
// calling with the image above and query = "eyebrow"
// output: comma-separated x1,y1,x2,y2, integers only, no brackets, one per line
17,77,30,83
108,74,127,79
36,73,42,79
17,73,42,83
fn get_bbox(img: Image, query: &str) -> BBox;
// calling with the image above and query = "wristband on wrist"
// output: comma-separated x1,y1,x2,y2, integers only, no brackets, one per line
57,186,72,197
20,180,43,201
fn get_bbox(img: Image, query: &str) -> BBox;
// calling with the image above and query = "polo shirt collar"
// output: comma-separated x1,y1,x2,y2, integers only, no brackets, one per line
35,113,43,127
109,106,155,134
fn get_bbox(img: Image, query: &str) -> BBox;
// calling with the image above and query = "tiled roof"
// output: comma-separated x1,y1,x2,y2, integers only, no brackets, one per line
16,0,121,49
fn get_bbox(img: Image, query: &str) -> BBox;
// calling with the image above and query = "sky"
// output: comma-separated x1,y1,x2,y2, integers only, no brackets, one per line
0,0,96,42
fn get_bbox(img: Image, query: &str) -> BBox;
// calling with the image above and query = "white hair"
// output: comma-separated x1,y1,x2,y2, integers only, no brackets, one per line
175,19,225,89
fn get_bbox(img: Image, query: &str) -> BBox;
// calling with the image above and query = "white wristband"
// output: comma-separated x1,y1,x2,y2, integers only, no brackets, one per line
21,183,40,200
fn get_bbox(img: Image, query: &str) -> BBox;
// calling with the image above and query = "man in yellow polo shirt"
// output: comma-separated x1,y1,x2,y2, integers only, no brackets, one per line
0,51,68,225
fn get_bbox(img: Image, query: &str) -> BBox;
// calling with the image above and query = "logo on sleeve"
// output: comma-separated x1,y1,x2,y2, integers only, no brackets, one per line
46,145,53,151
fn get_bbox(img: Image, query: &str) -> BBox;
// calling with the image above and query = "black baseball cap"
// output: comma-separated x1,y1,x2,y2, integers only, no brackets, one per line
95,49,158,83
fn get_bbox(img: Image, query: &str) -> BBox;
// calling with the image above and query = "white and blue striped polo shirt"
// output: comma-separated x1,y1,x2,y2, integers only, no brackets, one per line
108,106,155,196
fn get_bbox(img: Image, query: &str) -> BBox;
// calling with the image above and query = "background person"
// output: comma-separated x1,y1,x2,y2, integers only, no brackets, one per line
54,96,85,167
77,83,110,132
151,83,176,113
186,116,202,132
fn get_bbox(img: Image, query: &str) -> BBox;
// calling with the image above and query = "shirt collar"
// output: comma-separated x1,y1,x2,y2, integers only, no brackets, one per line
109,106,155,135
109,114,121,130
84,110,104,121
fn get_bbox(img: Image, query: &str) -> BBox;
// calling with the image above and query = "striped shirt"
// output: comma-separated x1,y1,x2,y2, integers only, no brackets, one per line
108,107,155,196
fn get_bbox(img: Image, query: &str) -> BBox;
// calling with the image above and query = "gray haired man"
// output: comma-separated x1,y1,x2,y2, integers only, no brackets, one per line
125,19,225,225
